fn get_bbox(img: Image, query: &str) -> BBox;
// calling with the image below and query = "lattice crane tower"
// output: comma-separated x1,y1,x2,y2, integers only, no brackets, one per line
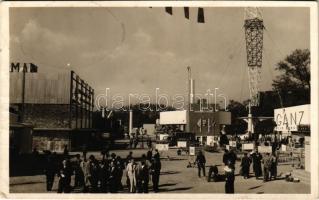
244,7,264,106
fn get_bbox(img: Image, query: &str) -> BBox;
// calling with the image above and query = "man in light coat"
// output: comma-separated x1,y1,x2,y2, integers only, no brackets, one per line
126,158,137,193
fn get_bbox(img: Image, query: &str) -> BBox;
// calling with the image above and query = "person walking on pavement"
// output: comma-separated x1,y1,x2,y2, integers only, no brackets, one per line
140,160,150,193
150,157,161,193
147,149,153,162
135,161,143,193
116,156,124,191
80,156,90,192
109,160,118,193
240,152,251,179
74,154,84,188
262,152,273,182
153,149,160,161
224,160,235,194
44,152,56,191
88,155,99,192
228,149,237,169
271,151,278,180
57,159,72,193
99,159,110,193
251,149,263,179
195,150,206,177
141,154,152,167
223,149,230,165
136,154,152,193
126,158,137,193
125,151,133,189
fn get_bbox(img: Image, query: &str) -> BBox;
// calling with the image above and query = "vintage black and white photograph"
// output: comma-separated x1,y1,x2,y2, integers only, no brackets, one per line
2,2,317,197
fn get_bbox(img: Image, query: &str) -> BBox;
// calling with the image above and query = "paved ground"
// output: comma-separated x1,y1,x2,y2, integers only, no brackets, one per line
10,149,310,194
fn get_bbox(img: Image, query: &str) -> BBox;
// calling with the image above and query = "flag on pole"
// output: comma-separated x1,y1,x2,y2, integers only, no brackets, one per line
30,63,38,73
165,7,173,15
184,7,189,19
197,7,205,23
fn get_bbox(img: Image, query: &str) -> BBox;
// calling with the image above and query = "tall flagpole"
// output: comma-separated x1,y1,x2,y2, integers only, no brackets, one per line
186,66,191,132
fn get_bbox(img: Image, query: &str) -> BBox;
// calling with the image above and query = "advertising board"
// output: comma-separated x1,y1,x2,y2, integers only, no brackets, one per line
177,141,187,148
242,143,255,150
159,110,187,125
274,104,310,132
258,146,272,153
156,143,169,151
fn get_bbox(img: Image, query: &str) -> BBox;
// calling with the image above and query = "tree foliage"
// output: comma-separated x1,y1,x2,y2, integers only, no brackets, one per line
272,49,310,106
225,100,248,134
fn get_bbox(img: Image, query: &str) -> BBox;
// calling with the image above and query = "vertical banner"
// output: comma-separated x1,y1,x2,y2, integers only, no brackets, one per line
198,8,205,23
165,7,173,15
184,7,190,19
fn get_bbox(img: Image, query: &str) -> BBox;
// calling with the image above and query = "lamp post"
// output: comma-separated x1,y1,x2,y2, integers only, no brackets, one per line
214,88,219,112
186,66,191,132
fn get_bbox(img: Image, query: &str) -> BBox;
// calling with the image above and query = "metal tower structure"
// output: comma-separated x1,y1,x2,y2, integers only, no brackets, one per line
244,7,264,107
238,8,270,139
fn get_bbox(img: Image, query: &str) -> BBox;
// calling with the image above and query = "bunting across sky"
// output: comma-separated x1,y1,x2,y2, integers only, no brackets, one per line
164,7,205,23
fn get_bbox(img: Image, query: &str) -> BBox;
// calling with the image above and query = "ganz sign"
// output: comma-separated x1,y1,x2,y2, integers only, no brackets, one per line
274,104,310,132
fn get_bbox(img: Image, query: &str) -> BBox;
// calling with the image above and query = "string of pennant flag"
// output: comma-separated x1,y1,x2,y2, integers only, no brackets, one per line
155,7,205,23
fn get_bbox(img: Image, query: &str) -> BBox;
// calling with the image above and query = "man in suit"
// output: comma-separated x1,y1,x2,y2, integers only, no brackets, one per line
196,150,206,177
57,159,72,193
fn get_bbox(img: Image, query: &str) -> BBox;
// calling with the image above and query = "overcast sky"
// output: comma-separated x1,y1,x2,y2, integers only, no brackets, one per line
9,7,310,106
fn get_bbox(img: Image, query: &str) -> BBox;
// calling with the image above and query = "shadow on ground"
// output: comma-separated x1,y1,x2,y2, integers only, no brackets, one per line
159,187,193,192
160,171,180,175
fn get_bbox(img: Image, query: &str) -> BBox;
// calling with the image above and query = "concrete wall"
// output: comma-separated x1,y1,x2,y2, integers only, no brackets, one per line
10,71,71,104
23,104,70,128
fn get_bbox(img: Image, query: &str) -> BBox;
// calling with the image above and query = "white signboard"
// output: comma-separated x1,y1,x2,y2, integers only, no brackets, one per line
258,146,272,153
160,110,187,125
242,143,255,150
206,136,214,146
281,144,287,152
189,146,195,156
159,134,169,141
143,124,156,135
156,143,169,151
274,104,310,132
177,141,187,148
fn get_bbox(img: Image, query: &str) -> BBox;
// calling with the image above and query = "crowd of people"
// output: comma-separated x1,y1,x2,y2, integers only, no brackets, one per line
240,149,279,182
42,141,282,195
220,148,279,193
44,148,162,193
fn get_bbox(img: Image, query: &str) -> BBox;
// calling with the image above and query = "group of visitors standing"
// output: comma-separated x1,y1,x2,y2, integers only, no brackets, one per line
125,149,161,193
54,152,125,193
246,150,278,182
44,148,161,193
222,148,278,184
222,148,278,193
